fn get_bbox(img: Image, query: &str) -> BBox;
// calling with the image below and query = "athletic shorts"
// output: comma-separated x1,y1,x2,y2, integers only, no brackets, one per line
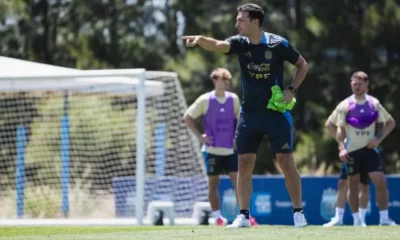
235,109,293,154
339,163,370,185
345,147,383,177
202,152,238,176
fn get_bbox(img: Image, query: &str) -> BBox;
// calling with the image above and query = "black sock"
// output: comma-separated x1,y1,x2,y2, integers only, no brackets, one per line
293,208,303,214
240,209,250,219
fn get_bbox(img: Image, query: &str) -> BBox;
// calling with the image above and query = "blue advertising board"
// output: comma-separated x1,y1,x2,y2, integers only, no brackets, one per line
112,175,400,225
218,175,400,225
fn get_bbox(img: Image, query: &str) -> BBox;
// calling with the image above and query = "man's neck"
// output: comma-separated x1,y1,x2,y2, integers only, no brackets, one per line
248,29,264,45
354,93,366,101
214,89,225,98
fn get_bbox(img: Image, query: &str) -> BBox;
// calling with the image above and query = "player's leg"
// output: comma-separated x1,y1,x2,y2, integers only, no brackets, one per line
276,153,302,207
323,166,348,227
348,175,362,225
226,153,258,226
226,154,238,194
224,153,238,203
208,175,224,222
267,111,306,227
227,171,238,196
365,149,396,226
225,153,239,226
237,153,256,213
203,153,225,225
368,172,390,223
275,152,307,227
337,165,349,211
226,112,262,228
346,153,363,226
358,174,370,226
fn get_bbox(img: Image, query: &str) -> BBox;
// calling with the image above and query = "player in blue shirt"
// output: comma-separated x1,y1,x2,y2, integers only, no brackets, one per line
182,3,308,228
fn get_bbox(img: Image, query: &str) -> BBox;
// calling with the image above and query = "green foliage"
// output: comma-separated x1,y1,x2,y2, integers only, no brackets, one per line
0,0,399,175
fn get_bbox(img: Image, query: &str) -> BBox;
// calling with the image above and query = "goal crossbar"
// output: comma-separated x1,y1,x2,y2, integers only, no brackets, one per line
0,69,164,97
0,69,146,80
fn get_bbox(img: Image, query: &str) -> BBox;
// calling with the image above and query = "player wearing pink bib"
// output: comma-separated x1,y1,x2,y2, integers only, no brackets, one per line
333,71,396,226
184,68,260,226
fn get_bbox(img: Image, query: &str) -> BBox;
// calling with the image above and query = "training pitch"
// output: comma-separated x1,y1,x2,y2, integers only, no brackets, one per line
1,225,399,240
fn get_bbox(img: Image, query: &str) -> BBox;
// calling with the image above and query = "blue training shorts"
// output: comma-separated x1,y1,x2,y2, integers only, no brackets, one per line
234,109,293,154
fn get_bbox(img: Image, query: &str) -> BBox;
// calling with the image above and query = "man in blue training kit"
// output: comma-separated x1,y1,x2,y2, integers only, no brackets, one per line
182,3,308,227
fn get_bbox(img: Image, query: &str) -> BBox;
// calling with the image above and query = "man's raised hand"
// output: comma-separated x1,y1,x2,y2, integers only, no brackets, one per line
182,35,201,47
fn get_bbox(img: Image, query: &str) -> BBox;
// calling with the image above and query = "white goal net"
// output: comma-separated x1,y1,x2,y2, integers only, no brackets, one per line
0,68,208,225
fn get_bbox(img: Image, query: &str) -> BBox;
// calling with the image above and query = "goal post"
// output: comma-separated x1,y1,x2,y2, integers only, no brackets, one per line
0,68,208,226
0,69,154,225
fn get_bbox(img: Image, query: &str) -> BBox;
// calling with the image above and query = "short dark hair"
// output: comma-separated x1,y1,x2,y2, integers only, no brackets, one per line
351,71,369,82
237,3,265,26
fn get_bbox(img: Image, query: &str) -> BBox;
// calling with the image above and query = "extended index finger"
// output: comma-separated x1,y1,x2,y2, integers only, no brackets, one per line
181,36,193,40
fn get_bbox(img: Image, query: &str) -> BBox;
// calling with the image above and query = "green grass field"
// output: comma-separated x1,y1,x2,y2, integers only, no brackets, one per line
0,226,400,240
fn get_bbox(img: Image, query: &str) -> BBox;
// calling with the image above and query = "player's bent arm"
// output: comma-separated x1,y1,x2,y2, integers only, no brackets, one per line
325,119,337,140
336,126,347,151
378,104,396,139
383,117,396,139
375,122,385,141
183,113,203,139
289,56,308,89
232,94,241,119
